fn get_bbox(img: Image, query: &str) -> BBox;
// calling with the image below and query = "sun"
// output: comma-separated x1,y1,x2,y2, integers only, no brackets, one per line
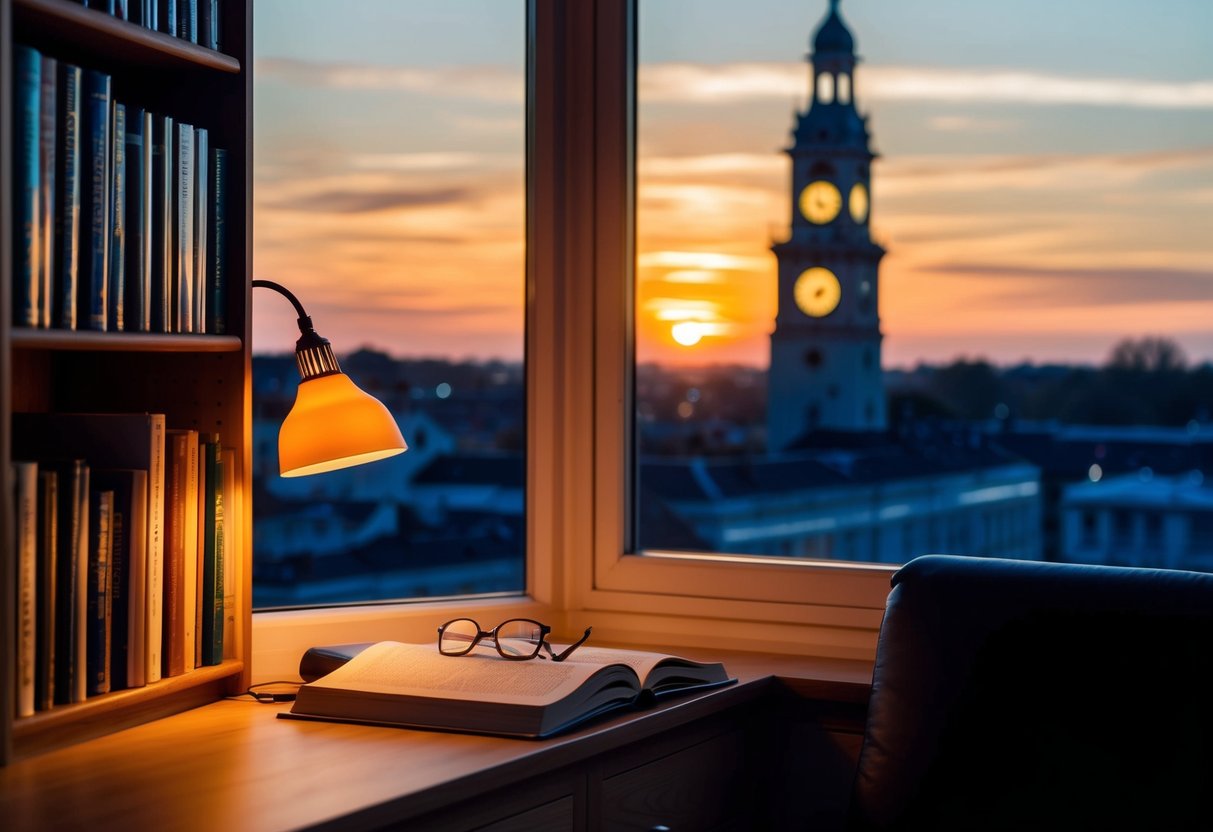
671,321,707,347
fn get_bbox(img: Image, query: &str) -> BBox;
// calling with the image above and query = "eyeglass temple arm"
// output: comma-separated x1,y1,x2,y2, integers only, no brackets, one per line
547,627,593,662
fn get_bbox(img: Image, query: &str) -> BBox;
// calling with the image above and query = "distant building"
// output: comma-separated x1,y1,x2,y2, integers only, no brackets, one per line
641,436,1042,563
768,0,886,449
1062,471,1213,572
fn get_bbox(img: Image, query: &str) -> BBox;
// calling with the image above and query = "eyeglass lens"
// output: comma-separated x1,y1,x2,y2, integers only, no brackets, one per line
438,618,546,659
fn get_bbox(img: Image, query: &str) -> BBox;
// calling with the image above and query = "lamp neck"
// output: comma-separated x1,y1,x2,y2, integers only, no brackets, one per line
253,279,343,382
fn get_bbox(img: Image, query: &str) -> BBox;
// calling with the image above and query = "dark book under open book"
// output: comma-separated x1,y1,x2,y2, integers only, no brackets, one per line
282,640,735,739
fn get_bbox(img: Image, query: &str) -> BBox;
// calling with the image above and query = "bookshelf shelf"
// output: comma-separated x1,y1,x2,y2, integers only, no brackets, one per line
13,0,240,74
12,329,243,353
1,0,252,764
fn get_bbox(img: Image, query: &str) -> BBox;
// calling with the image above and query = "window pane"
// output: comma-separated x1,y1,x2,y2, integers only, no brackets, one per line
253,1,525,607
635,0,1213,571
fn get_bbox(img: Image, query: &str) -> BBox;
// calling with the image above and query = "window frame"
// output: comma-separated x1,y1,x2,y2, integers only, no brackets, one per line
252,0,892,682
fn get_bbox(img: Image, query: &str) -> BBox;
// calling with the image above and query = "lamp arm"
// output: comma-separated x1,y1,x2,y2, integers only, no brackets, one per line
252,278,341,380
252,278,315,335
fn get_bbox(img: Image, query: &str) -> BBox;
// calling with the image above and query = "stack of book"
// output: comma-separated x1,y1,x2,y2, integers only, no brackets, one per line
79,0,222,51
11,44,229,335
8,413,240,718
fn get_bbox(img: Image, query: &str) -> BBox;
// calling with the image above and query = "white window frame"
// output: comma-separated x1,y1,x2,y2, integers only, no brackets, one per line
253,0,893,682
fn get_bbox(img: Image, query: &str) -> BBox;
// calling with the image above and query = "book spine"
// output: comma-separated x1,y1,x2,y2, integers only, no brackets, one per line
173,123,195,333
198,0,215,50
13,45,41,328
116,0,128,20
128,0,142,25
163,433,186,677
124,108,148,331
220,447,238,661
182,433,199,673
159,0,176,36
208,147,227,333
53,460,89,705
144,0,157,31
200,438,222,666
87,488,114,696
126,470,149,688
98,472,131,691
38,56,58,329
146,415,167,684
55,64,83,331
194,441,206,666
78,70,112,332
150,116,173,332
14,462,39,717
109,102,127,331
36,471,58,710
211,445,225,665
193,128,208,334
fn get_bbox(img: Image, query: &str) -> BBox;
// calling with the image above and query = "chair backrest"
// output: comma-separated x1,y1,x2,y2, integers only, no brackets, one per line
850,554,1213,831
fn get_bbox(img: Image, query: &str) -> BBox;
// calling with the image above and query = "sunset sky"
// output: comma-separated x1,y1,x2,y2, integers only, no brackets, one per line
253,0,1213,368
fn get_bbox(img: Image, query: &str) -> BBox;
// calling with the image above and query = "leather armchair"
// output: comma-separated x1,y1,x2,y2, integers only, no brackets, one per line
850,555,1213,830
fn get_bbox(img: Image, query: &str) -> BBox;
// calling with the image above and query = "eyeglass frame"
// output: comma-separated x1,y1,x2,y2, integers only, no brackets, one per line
436,617,593,662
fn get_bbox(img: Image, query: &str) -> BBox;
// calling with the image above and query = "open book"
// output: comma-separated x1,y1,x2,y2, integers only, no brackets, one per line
280,640,734,738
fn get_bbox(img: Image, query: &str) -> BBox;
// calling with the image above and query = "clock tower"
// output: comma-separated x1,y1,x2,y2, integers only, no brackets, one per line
768,0,886,452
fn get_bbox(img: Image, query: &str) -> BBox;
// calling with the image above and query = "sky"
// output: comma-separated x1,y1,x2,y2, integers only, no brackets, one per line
253,0,1213,368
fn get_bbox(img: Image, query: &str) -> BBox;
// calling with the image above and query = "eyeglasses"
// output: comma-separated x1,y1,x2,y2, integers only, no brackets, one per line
437,618,592,662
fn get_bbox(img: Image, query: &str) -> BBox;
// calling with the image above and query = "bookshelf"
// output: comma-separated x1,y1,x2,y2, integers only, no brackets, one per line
0,0,252,763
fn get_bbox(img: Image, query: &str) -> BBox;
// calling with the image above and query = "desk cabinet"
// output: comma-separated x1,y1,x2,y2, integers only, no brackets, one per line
406,707,764,832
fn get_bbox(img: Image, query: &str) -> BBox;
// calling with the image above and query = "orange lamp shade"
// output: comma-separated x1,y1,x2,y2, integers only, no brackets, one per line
278,372,407,478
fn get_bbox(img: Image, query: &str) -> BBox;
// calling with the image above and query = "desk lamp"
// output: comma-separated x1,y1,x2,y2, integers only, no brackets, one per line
253,279,407,477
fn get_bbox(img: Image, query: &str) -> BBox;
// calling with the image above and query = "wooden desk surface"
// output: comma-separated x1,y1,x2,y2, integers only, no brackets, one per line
0,650,872,831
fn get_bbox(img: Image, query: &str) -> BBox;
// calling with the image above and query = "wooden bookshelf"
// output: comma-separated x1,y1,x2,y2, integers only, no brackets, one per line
0,0,252,764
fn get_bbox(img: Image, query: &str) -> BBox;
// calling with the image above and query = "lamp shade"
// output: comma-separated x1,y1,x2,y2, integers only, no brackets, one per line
278,372,407,477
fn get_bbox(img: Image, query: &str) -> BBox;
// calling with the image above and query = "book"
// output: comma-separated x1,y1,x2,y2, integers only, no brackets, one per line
12,412,168,686
54,63,82,330
173,121,194,333
150,115,173,332
12,45,40,328
93,469,147,690
162,430,198,676
38,54,58,329
220,447,239,661
283,641,734,739
192,127,208,333
124,107,150,331
13,462,39,717
199,437,223,666
108,101,126,331
207,146,227,333
52,459,89,705
199,0,217,50
86,487,114,696
159,0,176,37
36,470,59,710
177,0,197,43
78,69,111,332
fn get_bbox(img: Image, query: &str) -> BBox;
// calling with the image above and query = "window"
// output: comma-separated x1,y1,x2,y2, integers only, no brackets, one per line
252,1,526,608
631,0,1213,580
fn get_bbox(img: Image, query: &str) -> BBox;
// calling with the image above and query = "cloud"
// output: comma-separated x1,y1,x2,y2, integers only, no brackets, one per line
919,263,1213,307
928,115,1020,133
640,153,783,177
256,57,522,101
265,187,471,214
639,62,1213,110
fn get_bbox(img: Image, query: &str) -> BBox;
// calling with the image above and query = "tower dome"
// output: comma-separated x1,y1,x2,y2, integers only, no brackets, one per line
812,0,855,55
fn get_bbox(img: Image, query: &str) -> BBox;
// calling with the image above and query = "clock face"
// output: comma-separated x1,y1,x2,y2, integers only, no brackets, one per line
849,183,870,223
794,267,841,317
799,180,842,224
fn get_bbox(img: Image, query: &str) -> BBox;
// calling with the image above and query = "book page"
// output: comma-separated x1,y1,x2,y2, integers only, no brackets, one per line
306,641,618,707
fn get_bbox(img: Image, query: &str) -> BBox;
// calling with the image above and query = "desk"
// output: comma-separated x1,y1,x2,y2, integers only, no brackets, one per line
0,651,871,831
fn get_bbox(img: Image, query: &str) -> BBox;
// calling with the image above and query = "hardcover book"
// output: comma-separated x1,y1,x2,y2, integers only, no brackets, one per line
36,470,59,711
55,63,83,330
86,487,114,696
150,115,173,332
283,641,734,739
208,146,227,333
13,45,40,328
13,462,39,717
124,108,151,331
192,128,208,334
108,102,126,331
38,54,57,329
173,122,195,333
78,70,112,332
